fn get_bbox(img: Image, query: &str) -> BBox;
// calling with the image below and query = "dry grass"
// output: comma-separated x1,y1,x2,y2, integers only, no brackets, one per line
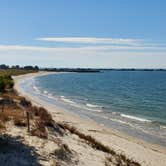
35,107,53,126
54,144,73,161
31,119,48,139
0,111,10,123
2,93,24,101
0,108,27,127
31,106,40,116
0,95,50,139
31,106,64,136
58,123,141,166
0,121,5,132
0,85,63,140
0,95,27,128
0,98,27,131
13,114,27,127
20,97,32,108
21,99,53,125
105,155,141,166
58,123,116,154
19,98,64,138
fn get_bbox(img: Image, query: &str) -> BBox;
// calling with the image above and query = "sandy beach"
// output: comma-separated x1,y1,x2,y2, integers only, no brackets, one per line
13,71,166,166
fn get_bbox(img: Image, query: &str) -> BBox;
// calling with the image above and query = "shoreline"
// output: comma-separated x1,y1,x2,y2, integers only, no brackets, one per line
13,71,166,166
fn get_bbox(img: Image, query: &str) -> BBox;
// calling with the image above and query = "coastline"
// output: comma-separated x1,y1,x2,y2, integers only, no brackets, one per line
13,71,166,166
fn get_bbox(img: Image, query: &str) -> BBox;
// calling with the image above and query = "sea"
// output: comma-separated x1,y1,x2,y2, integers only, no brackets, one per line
20,70,166,146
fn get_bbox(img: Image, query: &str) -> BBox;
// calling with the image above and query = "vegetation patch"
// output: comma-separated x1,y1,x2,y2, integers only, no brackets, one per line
0,75,14,92
58,123,141,166
31,119,48,139
0,121,5,132
54,144,73,161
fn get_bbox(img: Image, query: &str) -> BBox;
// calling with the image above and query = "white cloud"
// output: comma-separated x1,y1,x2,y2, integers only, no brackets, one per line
0,44,166,68
0,44,165,52
0,37,165,68
0,36,165,68
36,37,139,45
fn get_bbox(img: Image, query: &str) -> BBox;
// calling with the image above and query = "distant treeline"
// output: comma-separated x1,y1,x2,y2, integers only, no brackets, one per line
42,68,166,72
0,64,39,71
1,64,166,72
100,68,166,71
41,68,100,73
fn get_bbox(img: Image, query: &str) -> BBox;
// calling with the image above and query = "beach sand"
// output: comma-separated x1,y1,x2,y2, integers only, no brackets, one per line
13,71,166,166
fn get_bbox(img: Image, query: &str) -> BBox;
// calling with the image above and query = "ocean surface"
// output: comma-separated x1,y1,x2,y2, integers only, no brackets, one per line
20,71,166,146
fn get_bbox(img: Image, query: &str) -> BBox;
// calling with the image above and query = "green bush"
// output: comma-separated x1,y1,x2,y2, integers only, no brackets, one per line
0,68,37,92
0,75,14,92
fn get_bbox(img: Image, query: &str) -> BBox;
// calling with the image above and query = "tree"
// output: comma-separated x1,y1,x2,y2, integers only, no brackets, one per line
34,66,39,71
11,65,20,69
0,75,14,92
0,64,9,69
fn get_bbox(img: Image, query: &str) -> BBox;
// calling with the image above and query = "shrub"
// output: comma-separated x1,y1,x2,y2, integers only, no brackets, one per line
20,98,32,107
0,75,14,92
0,121,5,132
54,144,73,161
36,107,53,126
31,120,48,139
13,116,27,127
0,112,10,123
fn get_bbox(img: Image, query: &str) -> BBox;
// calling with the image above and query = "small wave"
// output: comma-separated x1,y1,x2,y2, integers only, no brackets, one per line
111,112,121,116
43,90,48,94
33,86,39,91
152,121,166,129
32,86,41,94
86,108,102,112
60,96,102,112
47,94,55,99
103,116,109,119
109,117,134,126
61,96,75,104
86,103,101,108
160,125,166,129
121,114,151,122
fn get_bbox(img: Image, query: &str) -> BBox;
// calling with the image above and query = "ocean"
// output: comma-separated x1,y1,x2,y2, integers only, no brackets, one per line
20,71,166,146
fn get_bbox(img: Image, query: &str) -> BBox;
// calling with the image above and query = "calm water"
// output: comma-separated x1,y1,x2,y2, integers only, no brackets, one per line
21,71,166,146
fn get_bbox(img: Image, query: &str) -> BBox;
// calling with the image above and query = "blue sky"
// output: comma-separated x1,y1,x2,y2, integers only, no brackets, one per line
0,0,166,68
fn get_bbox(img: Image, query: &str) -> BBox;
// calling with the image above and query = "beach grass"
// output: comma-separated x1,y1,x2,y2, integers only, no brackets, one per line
58,122,141,166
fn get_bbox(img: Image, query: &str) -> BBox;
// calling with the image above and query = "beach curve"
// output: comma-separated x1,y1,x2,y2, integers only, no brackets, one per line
13,71,166,166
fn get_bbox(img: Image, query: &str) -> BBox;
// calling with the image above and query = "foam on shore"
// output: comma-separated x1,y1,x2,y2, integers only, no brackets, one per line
121,113,151,122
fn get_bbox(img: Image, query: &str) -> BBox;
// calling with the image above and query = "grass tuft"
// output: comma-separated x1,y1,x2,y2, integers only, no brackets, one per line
54,144,73,161
31,119,48,139
0,121,6,132
58,123,141,166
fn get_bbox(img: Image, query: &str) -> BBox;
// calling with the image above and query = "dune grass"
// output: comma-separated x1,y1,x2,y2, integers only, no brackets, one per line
58,123,141,166
31,119,48,139
0,101,27,127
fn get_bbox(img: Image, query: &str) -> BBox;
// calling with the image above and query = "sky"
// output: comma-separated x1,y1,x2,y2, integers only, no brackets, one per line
0,0,166,68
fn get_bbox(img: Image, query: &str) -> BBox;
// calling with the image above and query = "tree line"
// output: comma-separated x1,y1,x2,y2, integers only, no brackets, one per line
0,64,39,71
